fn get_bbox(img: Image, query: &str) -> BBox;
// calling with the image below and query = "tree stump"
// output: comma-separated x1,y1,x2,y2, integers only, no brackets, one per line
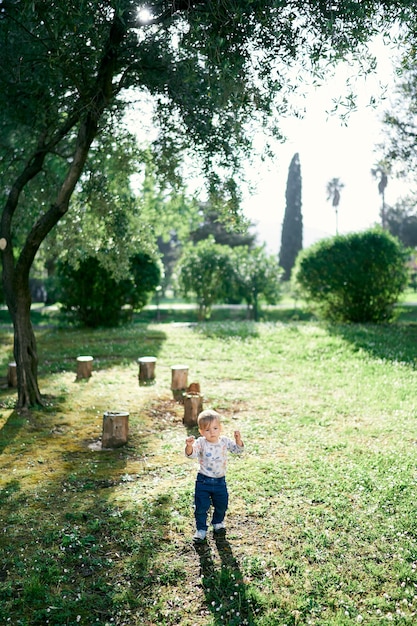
187,382,200,394
102,411,129,448
171,364,189,402
7,362,17,388
183,393,203,427
76,356,93,380
138,356,157,385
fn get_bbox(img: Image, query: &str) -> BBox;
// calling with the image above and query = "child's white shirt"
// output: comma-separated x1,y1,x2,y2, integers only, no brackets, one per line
186,436,243,478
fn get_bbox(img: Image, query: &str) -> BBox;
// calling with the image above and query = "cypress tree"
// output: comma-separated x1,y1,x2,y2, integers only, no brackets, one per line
279,153,303,281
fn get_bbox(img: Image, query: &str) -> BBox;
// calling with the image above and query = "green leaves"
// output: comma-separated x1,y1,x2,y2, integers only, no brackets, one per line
294,228,408,323
176,240,282,320
56,251,161,327
231,245,283,320
176,237,234,319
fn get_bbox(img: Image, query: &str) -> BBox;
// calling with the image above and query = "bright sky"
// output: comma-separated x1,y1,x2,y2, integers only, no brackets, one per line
242,38,406,253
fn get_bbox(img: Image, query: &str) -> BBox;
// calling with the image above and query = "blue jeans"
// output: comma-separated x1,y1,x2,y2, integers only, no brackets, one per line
194,473,229,531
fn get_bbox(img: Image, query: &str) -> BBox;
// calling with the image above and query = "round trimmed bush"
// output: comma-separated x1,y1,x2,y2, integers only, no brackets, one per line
294,229,408,323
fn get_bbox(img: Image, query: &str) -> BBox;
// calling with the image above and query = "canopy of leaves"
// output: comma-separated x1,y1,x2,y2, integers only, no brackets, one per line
1,1,413,216
191,207,255,248
0,1,414,274
133,149,201,238
380,37,417,179
384,199,417,248
326,178,345,208
294,229,408,323
41,131,159,280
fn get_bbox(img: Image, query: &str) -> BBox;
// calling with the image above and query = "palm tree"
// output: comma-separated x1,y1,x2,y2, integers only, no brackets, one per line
326,178,345,235
371,164,389,229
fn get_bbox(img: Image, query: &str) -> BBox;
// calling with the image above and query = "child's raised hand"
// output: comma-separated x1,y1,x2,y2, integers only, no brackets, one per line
185,435,195,456
234,430,243,446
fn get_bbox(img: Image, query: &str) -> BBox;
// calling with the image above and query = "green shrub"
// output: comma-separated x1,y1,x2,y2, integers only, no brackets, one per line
56,252,161,327
230,246,283,320
176,238,234,320
294,229,408,323
128,252,162,310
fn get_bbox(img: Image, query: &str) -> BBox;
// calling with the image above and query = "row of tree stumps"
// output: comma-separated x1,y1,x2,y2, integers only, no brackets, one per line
143,359,204,428
8,356,95,387
6,355,202,448
73,355,203,450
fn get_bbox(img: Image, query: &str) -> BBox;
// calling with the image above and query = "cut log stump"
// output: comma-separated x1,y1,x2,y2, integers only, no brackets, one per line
76,356,93,380
138,356,156,385
102,411,129,448
187,382,200,394
183,392,203,427
7,362,17,388
171,364,189,402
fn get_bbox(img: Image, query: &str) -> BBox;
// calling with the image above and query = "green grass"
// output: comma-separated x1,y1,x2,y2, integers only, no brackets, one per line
2,297,417,624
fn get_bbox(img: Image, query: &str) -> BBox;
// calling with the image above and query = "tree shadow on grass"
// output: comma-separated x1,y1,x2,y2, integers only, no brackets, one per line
0,410,27,455
0,381,190,624
188,307,315,341
0,447,178,624
190,321,261,341
194,535,261,625
327,321,417,367
35,324,168,377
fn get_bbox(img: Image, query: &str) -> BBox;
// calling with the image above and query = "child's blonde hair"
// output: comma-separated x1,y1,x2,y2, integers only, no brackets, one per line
197,409,222,429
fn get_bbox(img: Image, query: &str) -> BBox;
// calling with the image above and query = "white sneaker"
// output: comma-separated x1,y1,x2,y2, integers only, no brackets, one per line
193,529,207,543
213,523,226,537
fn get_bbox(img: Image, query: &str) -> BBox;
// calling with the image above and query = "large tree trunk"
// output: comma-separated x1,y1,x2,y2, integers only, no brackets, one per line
3,258,43,408
0,11,127,408
12,296,42,408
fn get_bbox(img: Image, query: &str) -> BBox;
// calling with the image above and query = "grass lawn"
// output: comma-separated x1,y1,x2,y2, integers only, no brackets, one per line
1,297,417,625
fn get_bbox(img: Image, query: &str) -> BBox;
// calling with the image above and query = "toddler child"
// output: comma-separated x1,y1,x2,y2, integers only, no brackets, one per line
185,409,244,543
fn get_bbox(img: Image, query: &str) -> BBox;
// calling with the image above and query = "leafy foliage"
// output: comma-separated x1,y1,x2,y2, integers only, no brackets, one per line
176,238,234,320
279,152,303,281
56,252,161,327
42,131,156,278
176,241,282,320
294,229,408,323
191,207,255,248
381,46,417,178
136,155,200,293
231,246,283,320
384,198,417,248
